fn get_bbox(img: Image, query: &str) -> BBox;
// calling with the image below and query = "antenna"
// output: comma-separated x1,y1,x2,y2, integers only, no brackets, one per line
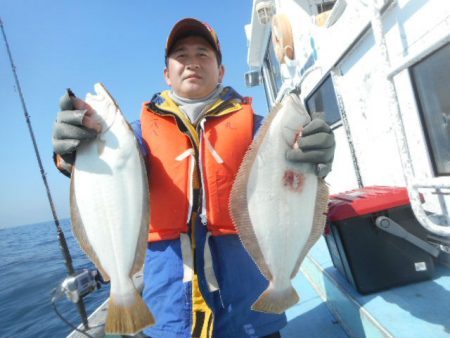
0,17,90,329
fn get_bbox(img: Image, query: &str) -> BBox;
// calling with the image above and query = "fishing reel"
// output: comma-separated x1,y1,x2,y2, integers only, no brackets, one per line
60,269,101,303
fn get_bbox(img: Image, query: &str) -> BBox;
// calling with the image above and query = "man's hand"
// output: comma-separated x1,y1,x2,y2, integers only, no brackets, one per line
52,89,102,176
286,112,335,178
52,89,100,155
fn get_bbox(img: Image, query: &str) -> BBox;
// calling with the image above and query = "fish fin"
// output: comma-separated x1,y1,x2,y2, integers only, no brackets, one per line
105,289,155,335
230,103,283,281
131,145,150,277
290,178,329,279
97,138,106,155
252,282,299,314
70,170,110,281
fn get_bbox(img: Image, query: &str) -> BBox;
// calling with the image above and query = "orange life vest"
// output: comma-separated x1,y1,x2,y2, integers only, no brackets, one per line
141,97,254,242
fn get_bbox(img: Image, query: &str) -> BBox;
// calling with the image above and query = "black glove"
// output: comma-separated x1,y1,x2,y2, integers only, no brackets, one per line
286,112,335,178
52,89,98,156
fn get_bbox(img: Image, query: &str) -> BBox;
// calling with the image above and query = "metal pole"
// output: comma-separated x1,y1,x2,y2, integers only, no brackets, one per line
0,17,89,328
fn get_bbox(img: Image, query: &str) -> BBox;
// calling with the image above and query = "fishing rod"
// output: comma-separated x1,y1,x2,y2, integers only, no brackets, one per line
0,17,92,331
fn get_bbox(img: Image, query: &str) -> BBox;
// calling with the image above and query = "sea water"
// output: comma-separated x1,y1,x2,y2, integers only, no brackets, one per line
0,219,110,338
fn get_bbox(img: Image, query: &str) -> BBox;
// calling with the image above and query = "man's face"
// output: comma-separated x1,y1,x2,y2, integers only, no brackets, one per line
164,35,225,99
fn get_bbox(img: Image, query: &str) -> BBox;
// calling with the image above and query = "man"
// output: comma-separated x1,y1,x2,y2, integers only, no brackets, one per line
53,18,335,338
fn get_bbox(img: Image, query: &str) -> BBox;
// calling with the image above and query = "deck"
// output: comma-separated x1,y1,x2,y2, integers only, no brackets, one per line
69,236,450,338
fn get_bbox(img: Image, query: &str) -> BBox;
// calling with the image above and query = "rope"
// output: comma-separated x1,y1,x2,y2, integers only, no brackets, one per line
51,289,95,338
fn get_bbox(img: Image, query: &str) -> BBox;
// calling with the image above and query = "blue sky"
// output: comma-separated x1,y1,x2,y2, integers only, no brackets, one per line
0,0,267,228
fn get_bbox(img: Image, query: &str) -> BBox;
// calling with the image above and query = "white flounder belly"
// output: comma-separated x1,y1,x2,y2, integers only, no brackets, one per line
74,124,144,289
231,93,329,314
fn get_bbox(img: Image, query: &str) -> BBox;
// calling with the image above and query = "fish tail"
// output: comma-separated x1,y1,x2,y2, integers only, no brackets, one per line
251,282,299,314
105,290,155,335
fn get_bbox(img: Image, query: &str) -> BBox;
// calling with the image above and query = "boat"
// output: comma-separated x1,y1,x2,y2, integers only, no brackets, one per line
65,0,450,336
243,0,450,337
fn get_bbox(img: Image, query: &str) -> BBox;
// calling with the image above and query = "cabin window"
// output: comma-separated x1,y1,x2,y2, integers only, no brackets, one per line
262,36,283,109
316,1,336,14
305,75,341,125
411,43,450,176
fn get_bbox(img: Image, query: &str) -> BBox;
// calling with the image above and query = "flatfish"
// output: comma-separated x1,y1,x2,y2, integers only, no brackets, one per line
230,93,329,314
70,83,154,334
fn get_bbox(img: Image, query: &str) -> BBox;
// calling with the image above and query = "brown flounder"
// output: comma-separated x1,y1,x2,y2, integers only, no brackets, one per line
70,83,154,334
230,93,329,314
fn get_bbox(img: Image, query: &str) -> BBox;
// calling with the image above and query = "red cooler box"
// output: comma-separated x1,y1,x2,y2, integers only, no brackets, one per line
325,186,438,294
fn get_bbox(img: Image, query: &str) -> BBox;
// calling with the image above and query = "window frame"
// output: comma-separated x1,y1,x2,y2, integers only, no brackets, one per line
305,74,341,126
261,34,283,110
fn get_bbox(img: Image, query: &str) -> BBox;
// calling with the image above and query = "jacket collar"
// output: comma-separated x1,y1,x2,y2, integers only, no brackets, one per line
146,86,247,147
149,86,244,118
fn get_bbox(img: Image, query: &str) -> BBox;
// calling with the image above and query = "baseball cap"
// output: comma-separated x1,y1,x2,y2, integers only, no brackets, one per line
165,18,222,65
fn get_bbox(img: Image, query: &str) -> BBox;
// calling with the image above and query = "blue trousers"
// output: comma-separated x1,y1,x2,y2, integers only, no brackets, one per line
142,232,287,338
